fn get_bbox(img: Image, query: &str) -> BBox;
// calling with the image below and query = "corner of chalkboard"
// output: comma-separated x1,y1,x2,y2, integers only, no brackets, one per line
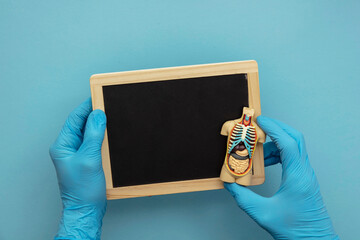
90,74,100,85
249,60,258,68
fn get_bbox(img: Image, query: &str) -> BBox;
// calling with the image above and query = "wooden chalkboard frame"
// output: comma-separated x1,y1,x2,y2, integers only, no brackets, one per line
90,61,264,199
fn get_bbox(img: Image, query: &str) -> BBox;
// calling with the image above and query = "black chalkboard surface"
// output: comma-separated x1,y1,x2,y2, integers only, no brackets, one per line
90,61,263,199
103,74,248,188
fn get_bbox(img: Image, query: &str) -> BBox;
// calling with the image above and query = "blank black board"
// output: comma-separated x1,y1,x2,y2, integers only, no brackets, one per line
103,73,248,188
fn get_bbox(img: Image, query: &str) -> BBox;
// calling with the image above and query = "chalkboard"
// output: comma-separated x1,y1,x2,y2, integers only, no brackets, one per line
90,61,264,199
103,74,248,188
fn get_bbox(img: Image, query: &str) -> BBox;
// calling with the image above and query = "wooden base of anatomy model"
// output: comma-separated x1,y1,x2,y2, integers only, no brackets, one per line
220,107,265,185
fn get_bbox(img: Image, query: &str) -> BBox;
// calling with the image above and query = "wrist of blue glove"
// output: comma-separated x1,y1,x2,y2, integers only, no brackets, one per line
55,205,105,240
50,99,107,240
224,116,339,239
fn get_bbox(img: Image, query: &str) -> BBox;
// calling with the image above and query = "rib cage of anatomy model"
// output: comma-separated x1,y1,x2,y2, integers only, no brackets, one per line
228,123,257,160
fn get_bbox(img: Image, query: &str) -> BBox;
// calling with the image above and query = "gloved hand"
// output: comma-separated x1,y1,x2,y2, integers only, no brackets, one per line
224,116,339,239
49,99,107,240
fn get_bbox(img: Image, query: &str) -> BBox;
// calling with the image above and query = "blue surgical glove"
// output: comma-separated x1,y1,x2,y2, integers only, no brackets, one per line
50,99,107,240
224,116,339,239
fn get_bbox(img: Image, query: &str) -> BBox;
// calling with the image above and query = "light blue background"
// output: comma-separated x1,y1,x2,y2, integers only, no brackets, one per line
1,1,359,239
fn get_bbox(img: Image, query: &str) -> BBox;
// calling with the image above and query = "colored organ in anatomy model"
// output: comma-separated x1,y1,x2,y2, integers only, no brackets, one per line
220,107,265,185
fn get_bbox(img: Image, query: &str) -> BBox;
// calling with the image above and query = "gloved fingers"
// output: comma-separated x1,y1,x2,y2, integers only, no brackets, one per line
53,98,92,152
257,116,300,169
270,118,307,156
263,142,281,167
78,109,106,156
224,183,264,211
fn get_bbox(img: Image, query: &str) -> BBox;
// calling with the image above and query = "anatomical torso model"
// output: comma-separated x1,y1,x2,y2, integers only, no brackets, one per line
220,107,265,185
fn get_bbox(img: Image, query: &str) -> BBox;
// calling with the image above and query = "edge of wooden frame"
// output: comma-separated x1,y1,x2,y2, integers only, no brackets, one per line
247,72,265,186
106,178,224,200
90,60,263,199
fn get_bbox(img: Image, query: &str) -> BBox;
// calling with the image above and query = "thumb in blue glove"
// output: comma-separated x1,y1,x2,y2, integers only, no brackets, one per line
224,116,339,239
50,98,107,240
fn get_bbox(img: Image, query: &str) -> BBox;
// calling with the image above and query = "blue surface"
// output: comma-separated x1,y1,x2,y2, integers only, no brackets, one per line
0,1,359,239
